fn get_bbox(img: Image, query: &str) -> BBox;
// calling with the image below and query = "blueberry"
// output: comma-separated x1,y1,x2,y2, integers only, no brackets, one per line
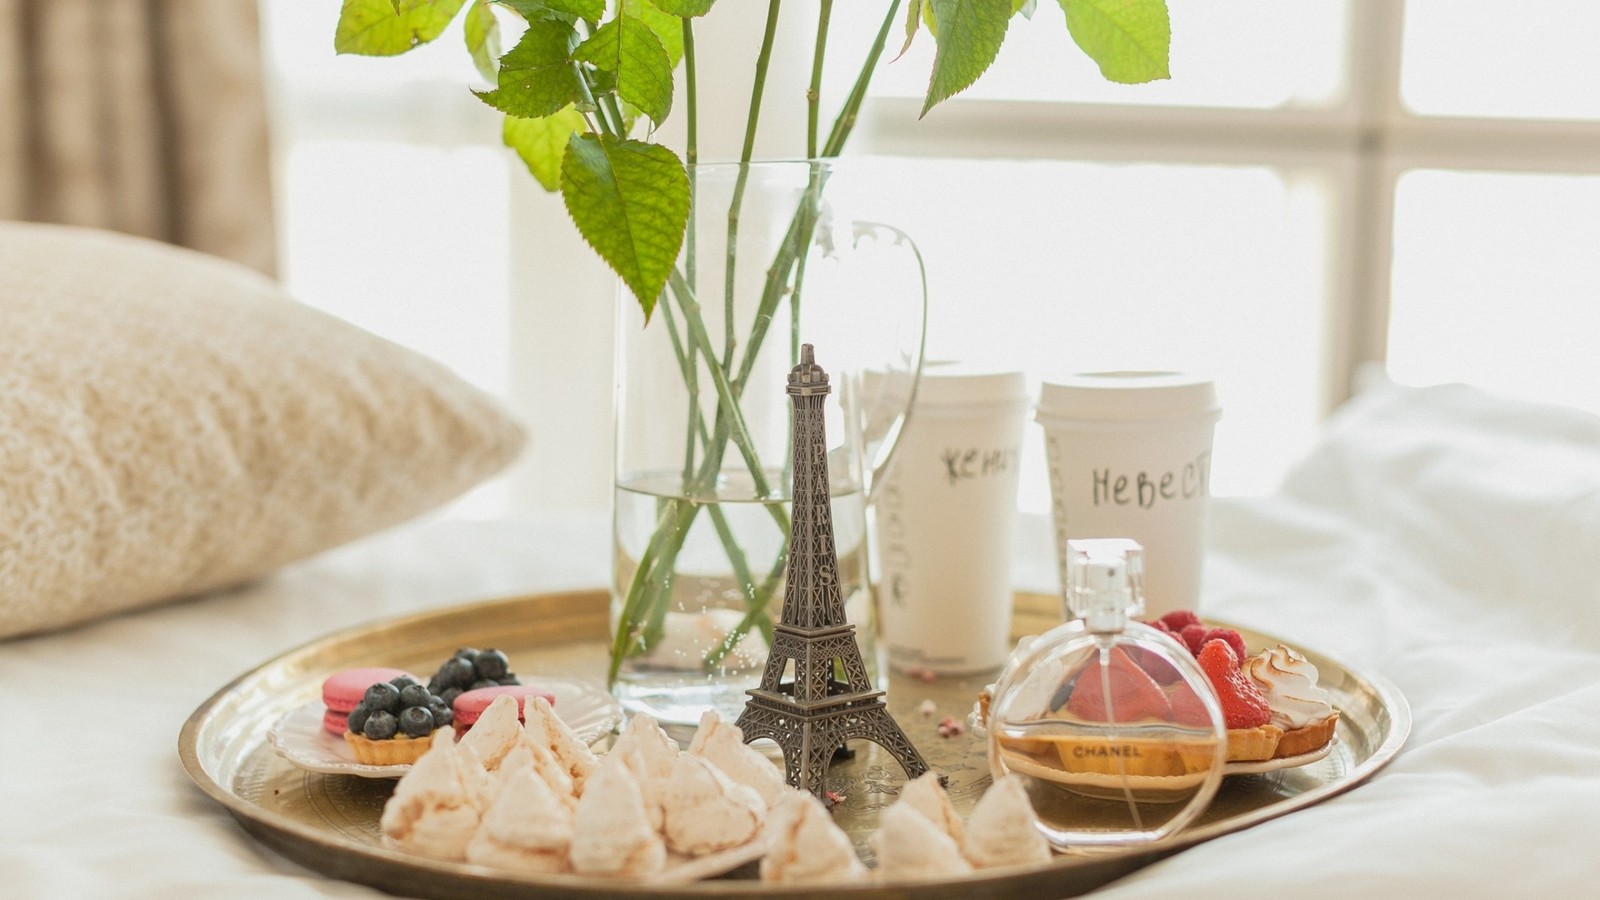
495,675,520,686
363,681,401,713
389,674,420,689
398,684,432,709
346,703,372,734
474,649,509,680
363,710,398,740
440,687,463,707
469,679,497,691
398,706,434,738
426,677,443,694
430,705,453,729
434,657,476,690
453,647,481,663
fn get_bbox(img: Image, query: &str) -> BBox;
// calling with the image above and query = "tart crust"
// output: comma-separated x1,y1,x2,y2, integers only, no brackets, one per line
1273,712,1338,759
344,730,434,765
1223,724,1283,762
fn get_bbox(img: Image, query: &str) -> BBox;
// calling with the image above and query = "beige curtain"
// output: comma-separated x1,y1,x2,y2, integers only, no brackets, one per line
0,0,275,275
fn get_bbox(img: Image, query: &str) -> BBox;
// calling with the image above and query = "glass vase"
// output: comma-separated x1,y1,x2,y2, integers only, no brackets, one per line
610,160,926,727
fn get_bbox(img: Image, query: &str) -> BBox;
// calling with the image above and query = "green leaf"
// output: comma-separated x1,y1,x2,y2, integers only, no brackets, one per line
573,15,673,125
474,19,584,119
646,0,716,16
921,0,938,37
544,0,605,21
1058,0,1170,84
496,0,600,21
623,0,684,67
1013,0,1037,16
335,0,467,55
921,0,1011,116
464,0,501,81
503,107,585,191
895,0,921,61
560,133,689,316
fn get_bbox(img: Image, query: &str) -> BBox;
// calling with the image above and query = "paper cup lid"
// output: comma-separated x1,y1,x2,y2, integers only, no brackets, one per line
915,363,1028,407
1036,371,1219,423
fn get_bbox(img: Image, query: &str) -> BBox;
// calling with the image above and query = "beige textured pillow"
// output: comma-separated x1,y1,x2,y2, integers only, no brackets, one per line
0,222,527,639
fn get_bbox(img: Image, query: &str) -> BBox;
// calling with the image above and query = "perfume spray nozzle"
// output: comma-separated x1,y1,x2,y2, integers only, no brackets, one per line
1066,538,1146,634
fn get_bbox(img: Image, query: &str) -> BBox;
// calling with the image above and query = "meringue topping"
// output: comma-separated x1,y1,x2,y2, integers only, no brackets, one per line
869,801,973,881
380,731,490,861
896,772,964,843
609,713,681,830
524,695,598,793
759,792,868,884
660,754,765,856
960,775,1050,868
465,765,574,874
568,755,667,877
1244,644,1334,730
457,693,523,772
686,710,793,810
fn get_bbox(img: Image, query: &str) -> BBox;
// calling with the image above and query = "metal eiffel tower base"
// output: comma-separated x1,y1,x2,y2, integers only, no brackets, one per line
735,344,929,800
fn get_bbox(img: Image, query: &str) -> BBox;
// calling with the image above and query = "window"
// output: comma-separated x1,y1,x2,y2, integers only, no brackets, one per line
260,1,1600,515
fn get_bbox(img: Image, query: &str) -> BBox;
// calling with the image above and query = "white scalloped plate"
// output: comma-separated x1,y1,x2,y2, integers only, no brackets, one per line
268,676,623,778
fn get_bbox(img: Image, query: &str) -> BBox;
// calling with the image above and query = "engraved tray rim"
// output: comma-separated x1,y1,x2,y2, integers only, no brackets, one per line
178,590,1411,900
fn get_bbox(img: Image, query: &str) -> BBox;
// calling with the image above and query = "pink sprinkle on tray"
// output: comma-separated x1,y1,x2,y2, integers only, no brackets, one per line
937,716,965,738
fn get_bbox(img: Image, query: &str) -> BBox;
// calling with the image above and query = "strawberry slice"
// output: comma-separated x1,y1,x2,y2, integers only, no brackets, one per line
1066,647,1173,723
1169,682,1213,727
1197,639,1272,729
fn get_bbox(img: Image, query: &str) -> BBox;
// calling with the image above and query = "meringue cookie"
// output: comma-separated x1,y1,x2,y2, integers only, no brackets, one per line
503,741,578,811
960,775,1050,868
458,694,523,772
380,731,490,861
759,792,868,884
895,772,963,843
524,696,598,793
660,754,765,856
687,710,793,810
568,755,666,877
1244,644,1334,730
465,765,573,874
869,801,973,881
609,713,680,830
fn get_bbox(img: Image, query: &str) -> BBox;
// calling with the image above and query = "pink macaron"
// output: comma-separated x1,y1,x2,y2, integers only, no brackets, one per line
451,684,556,733
321,667,414,736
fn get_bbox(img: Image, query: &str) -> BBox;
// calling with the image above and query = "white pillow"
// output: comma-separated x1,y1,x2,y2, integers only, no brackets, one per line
0,222,527,639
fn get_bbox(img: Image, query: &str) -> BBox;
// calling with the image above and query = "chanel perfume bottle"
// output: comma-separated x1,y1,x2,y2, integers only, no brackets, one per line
984,539,1227,849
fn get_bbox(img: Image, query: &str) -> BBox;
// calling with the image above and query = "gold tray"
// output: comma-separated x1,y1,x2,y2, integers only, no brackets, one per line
179,591,1409,899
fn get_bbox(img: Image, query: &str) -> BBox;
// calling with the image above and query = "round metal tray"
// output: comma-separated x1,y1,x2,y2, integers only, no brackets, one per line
178,590,1409,899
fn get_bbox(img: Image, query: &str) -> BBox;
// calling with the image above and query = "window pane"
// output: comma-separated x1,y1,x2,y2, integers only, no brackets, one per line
1402,0,1600,120
834,159,1330,505
1388,169,1600,413
836,0,1348,110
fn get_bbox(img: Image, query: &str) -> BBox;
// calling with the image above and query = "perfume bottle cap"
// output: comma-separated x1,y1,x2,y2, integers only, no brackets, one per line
1066,539,1145,633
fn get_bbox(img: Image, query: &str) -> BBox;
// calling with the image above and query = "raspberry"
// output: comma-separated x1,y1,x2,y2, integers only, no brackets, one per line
1202,628,1248,666
1066,648,1172,723
1159,610,1203,632
1197,640,1271,729
1146,619,1175,637
1179,623,1209,655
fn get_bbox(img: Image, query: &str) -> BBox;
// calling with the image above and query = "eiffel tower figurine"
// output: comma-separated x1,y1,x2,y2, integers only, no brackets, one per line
736,344,929,800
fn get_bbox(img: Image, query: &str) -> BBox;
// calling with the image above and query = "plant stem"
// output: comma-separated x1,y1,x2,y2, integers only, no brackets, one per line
806,0,834,160
724,0,783,377
823,0,900,158
682,18,699,484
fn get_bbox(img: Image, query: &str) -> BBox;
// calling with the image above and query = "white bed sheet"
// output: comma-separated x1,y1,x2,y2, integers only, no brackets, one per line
4,381,1599,897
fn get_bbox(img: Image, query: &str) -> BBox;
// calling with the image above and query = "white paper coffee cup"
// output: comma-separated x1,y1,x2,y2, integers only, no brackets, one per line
1035,372,1220,619
878,366,1028,675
